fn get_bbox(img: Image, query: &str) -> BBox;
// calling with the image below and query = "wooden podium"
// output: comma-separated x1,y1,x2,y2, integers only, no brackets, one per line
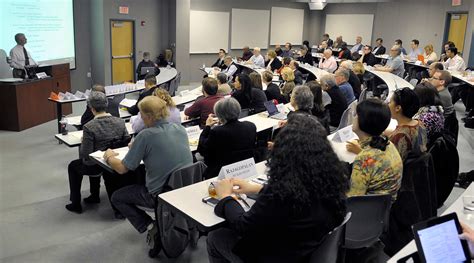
0,63,72,131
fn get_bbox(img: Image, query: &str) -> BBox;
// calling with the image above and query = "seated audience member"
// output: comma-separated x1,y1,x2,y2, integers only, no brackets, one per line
407,39,423,61
430,70,454,118
320,74,348,127
282,57,292,67
128,74,158,115
265,50,283,72
280,67,296,102
340,60,362,99
353,61,366,84
427,62,444,78
246,47,265,68
136,52,160,81
198,98,257,179
322,33,334,47
333,36,343,49
222,56,238,80
413,82,445,140
373,38,386,55
207,114,349,263
281,42,293,58
216,73,232,96
350,36,364,54
232,74,267,113
306,81,331,134
338,42,352,60
106,96,192,238
211,49,228,70
335,69,356,104
423,44,438,65
240,46,252,61
359,45,377,66
249,72,264,90
374,46,405,78
302,40,310,50
275,44,283,57
262,70,285,103
131,88,181,133
66,91,131,214
439,41,455,62
297,46,313,65
81,84,106,127
394,39,407,55
290,60,304,85
387,87,428,160
346,99,403,201
317,41,328,53
185,77,223,127
319,49,338,73
443,47,466,71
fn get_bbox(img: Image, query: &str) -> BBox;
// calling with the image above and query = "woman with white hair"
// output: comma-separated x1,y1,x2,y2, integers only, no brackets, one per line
66,91,131,214
197,97,257,179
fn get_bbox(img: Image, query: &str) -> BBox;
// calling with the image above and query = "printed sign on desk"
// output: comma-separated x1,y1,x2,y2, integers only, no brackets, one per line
217,158,257,180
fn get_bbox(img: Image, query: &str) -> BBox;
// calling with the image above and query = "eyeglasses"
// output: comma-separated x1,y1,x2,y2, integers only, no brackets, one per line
431,77,441,80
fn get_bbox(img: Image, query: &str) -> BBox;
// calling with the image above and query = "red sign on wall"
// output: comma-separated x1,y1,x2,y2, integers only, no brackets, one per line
452,0,461,6
119,6,129,14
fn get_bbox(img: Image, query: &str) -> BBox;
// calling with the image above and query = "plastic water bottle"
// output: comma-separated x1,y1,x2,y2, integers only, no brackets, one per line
60,116,68,135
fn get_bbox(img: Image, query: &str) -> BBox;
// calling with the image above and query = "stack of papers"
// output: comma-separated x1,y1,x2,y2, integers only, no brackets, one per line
119,98,137,108
105,83,138,95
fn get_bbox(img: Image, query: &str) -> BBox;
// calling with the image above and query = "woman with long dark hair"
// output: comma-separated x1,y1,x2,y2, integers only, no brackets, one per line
232,73,267,113
346,98,403,201
207,114,349,262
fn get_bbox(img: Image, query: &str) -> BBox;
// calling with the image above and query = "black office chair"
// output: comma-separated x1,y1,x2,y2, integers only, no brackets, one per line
345,194,391,249
309,212,352,263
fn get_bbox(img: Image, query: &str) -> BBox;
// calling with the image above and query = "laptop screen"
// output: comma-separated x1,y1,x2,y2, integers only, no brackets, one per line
141,67,155,75
264,101,278,115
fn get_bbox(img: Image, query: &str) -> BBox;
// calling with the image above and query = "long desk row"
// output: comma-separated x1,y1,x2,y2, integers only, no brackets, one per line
48,67,178,133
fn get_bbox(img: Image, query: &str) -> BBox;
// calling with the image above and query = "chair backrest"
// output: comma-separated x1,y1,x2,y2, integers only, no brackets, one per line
358,88,368,102
409,78,419,87
309,212,352,263
336,99,358,131
107,93,125,118
345,194,392,249
168,72,181,96
428,133,459,207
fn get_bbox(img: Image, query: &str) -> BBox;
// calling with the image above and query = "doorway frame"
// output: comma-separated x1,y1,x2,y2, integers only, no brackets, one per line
443,11,469,55
109,19,137,84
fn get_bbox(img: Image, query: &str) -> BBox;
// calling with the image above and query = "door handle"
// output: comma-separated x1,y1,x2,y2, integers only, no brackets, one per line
112,55,133,59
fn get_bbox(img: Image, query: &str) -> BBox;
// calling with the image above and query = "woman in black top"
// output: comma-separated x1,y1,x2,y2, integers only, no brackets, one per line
232,73,267,113
207,114,349,263
306,81,331,134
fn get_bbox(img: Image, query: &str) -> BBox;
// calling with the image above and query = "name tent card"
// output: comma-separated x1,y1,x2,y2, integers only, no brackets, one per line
217,158,257,180
331,125,355,143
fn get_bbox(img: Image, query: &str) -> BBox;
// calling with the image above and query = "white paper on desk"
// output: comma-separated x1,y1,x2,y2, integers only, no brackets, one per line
217,158,257,180
84,89,91,98
120,98,137,108
415,60,422,65
331,126,355,143
90,147,129,161
276,103,286,113
180,90,190,97
185,125,201,140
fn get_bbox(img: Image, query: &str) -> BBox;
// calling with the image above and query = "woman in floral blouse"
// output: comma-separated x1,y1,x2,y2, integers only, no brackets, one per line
413,82,445,141
346,98,403,202
387,87,428,160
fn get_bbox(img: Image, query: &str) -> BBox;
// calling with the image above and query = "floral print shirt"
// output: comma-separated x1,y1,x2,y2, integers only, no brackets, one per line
389,121,428,160
348,137,403,202
413,106,445,140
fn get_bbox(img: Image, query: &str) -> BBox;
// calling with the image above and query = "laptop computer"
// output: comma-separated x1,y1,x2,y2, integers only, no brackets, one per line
140,67,156,75
264,101,287,120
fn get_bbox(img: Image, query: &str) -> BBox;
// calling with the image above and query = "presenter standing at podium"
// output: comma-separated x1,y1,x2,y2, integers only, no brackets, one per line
9,33,37,78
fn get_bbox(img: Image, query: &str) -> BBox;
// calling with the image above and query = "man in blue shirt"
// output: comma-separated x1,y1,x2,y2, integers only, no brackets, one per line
104,96,192,235
407,39,423,61
335,69,356,105
374,46,405,78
